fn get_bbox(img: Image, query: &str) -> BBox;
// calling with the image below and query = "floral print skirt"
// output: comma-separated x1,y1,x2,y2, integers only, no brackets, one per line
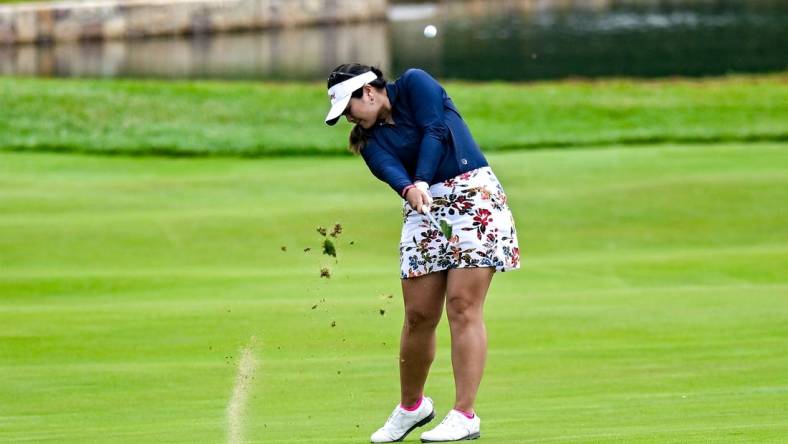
399,166,520,279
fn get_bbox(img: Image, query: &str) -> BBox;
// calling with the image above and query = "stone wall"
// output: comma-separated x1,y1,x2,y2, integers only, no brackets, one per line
0,20,391,78
0,0,387,44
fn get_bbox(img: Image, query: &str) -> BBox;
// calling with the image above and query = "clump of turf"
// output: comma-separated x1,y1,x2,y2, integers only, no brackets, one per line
317,224,342,258
322,239,336,258
439,219,453,239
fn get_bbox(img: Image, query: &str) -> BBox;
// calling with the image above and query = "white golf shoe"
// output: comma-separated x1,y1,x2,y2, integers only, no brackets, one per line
370,397,436,443
420,409,480,442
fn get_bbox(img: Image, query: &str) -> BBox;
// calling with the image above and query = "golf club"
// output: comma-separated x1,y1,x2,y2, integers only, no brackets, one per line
422,207,452,239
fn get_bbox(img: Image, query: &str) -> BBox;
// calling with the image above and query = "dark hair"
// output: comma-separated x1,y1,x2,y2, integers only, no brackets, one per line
327,63,387,154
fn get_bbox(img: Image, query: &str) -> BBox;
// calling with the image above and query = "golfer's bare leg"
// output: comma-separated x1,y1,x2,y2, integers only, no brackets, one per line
400,270,447,406
445,267,494,413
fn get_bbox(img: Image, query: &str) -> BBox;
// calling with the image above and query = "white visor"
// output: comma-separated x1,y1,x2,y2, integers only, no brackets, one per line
324,71,379,125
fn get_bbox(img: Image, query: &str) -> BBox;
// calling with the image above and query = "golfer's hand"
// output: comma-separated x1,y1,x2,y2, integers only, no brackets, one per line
406,181,433,214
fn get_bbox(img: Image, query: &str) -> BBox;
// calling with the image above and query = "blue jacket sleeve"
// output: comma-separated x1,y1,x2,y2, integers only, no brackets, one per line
361,140,413,197
403,69,448,184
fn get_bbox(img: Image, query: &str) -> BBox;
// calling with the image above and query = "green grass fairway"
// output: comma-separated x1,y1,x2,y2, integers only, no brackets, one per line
1,143,787,443
2,74,786,156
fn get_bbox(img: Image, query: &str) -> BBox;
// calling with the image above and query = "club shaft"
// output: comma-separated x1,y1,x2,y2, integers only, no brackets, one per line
424,211,442,231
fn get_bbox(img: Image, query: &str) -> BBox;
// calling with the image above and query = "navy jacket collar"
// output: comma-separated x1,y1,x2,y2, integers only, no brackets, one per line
385,81,399,107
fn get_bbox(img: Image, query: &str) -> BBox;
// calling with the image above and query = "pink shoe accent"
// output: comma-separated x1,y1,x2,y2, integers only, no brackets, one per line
454,409,475,419
400,396,423,411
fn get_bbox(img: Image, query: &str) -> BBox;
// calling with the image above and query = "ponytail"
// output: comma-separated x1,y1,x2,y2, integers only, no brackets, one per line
349,124,369,154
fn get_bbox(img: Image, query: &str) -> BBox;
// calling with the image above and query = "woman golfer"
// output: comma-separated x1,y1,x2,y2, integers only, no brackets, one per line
324,64,520,443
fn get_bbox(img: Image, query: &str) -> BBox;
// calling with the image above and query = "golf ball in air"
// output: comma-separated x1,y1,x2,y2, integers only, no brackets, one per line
423,25,437,38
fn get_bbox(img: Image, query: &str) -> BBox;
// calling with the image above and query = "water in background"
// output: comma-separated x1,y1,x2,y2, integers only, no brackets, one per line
0,0,785,81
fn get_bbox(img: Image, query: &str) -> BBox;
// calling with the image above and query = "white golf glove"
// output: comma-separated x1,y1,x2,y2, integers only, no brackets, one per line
414,181,433,213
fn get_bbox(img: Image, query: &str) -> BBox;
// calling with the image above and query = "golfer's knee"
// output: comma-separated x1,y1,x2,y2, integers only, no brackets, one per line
404,307,440,331
446,293,480,328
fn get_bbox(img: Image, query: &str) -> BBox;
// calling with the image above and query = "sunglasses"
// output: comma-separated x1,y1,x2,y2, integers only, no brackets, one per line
328,71,356,83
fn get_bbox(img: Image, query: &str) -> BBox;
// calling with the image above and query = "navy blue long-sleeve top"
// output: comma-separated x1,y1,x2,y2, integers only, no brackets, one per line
360,68,489,196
